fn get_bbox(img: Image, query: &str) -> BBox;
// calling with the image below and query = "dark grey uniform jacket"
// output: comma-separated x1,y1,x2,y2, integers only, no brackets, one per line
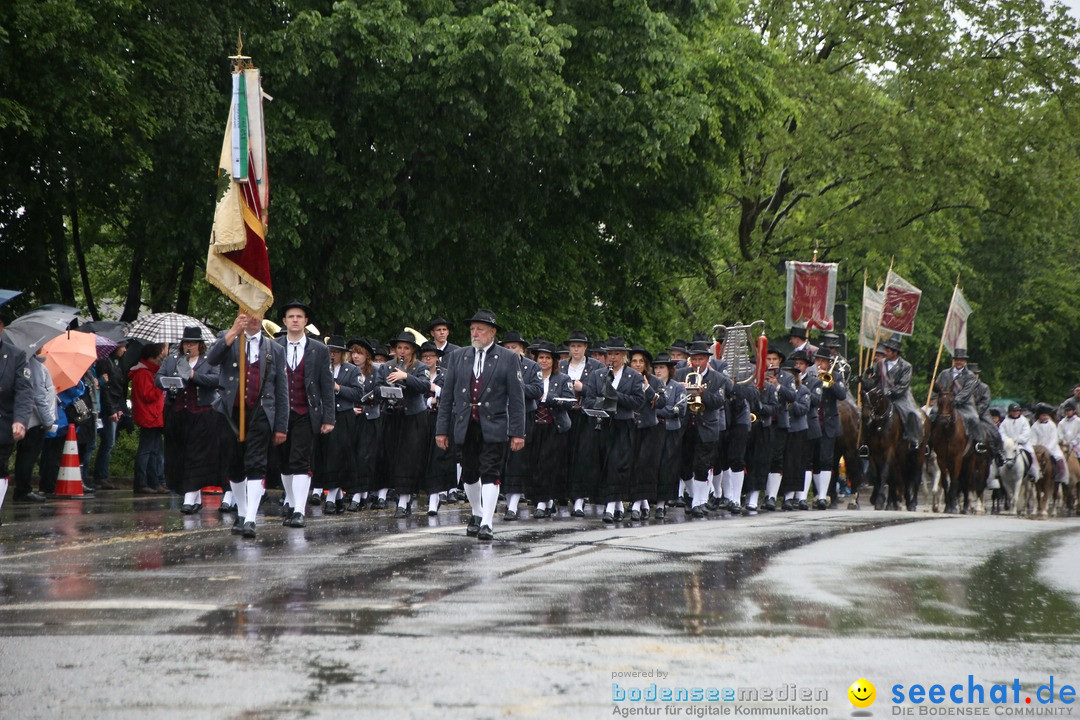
276,336,336,432
206,332,289,435
436,344,526,445
0,336,32,445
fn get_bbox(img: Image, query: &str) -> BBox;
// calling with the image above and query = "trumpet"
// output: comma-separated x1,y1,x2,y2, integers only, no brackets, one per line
819,355,850,389
684,371,705,414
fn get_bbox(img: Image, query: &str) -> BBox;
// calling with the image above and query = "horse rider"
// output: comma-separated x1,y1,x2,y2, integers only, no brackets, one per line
876,335,924,450
999,403,1038,481
1030,402,1067,483
968,362,1003,462
1059,402,1080,460
930,348,986,454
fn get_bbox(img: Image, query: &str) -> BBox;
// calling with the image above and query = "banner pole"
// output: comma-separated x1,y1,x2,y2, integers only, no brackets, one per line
239,327,247,442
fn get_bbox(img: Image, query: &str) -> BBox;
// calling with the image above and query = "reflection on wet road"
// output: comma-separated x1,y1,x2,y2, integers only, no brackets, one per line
2,493,1078,719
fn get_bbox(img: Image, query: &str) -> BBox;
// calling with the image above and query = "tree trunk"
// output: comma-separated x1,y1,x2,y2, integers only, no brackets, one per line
48,184,77,307
120,243,146,322
175,257,195,314
69,193,100,321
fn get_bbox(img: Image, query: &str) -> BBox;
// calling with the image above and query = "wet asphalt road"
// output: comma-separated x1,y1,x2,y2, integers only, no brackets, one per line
1,491,1079,720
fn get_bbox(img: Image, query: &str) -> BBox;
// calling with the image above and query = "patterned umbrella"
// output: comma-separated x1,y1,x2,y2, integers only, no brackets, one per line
41,331,98,392
125,313,215,345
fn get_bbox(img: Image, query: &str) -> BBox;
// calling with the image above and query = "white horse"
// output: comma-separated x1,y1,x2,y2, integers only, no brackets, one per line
923,447,943,512
995,437,1030,515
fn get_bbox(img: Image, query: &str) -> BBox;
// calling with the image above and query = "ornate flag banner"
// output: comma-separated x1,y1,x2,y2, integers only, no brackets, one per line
206,64,273,316
785,261,838,331
942,286,972,354
880,269,922,336
859,285,883,349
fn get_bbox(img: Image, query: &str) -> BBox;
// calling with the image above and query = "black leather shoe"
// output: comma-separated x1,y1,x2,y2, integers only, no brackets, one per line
427,508,439,517
466,515,482,536
641,508,650,520
13,491,47,503
180,504,195,514
95,480,118,490
82,484,96,494
706,497,720,511
691,505,705,518
285,512,305,528
503,510,518,521
654,507,666,520
571,509,585,518
346,501,360,512
230,520,245,535
743,505,756,515
219,501,235,513
394,506,408,518
310,492,323,506
532,508,547,519
373,498,387,510
602,512,614,524
613,510,624,522
781,498,795,511
242,521,256,538
762,497,777,511
797,499,809,511
815,499,828,510
443,493,458,505
728,503,742,515
477,525,494,540
630,509,641,521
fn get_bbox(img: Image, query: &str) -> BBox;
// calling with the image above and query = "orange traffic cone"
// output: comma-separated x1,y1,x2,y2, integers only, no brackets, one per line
54,424,86,498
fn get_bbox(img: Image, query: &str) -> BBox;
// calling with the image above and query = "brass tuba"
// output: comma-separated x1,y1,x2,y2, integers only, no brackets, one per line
712,320,766,385
684,371,705,414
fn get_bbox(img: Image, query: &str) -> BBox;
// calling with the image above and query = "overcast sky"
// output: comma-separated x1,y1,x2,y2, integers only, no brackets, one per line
1060,0,1080,18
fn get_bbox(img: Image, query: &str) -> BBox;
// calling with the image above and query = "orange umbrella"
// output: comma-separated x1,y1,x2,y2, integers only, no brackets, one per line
41,331,98,392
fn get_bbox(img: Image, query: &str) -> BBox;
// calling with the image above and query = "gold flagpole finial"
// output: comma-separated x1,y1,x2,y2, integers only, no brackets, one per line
229,29,251,71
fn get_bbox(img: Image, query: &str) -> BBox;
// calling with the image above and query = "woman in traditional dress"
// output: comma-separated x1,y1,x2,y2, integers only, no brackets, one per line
346,337,381,511
379,331,431,517
528,340,574,518
155,327,220,514
628,346,663,521
316,336,364,514
651,353,685,520
420,341,456,515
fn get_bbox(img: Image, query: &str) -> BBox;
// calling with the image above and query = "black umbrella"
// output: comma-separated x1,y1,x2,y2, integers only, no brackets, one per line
78,320,129,343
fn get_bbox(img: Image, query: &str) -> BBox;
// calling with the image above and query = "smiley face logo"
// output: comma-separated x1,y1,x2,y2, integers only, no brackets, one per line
848,678,876,708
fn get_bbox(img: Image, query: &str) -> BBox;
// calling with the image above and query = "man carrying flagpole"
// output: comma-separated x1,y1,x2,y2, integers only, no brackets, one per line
204,42,286,537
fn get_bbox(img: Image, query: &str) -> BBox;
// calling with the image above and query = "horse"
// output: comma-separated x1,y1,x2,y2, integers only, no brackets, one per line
929,388,988,514
834,395,865,505
993,437,1029,515
1064,447,1080,516
1023,446,1056,518
859,384,927,511
923,447,943,513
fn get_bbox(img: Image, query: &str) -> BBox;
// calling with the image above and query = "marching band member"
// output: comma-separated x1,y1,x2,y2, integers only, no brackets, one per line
810,347,847,509
584,338,644,523
792,350,819,511
651,353,685,520
529,340,574,518
562,330,606,517
420,341,455,515
207,311,289,538
628,346,662,520
779,358,811,510
435,309,526,541
315,336,363,514
762,347,792,511
156,326,220,515
428,316,461,356
499,330,543,521
681,341,731,518
745,356,780,513
276,301,336,529
381,331,432,518
346,337,380,511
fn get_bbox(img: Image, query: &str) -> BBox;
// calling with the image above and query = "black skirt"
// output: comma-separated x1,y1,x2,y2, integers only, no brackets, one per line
780,428,807,494
502,414,535,495
596,419,634,504
529,421,567,501
657,428,682,501
164,407,221,493
316,410,357,488
567,411,602,500
385,411,428,494
424,411,457,494
629,424,663,502
350,414,380,493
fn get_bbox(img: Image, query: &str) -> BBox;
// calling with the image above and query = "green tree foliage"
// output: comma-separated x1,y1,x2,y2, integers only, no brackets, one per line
1,0,1076,401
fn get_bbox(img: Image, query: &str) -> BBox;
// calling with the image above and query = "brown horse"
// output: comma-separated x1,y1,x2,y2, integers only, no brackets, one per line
1064,448,1080,516
929,388,989,514
859,385,927,511
1024,446,1056,518
834,396,865,503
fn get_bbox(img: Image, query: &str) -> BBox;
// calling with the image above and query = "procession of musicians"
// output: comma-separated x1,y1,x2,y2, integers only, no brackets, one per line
2,300,1078,539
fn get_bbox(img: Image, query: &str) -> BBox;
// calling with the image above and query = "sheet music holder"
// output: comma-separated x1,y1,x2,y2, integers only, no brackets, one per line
159,376,185,390
378,386,403,400
582,408,609,419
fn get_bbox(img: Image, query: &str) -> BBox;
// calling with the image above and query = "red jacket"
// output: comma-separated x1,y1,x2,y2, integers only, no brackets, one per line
128,360,164,428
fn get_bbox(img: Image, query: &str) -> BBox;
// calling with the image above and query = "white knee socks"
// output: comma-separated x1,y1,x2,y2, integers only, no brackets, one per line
282,474,296,509
729,470,745,505
507,493,521,514
293,474,312,515
766,473,781,499
464,480,482,516
814,471,831,499
397,493,411,509
480,483,500,527
245,478,265,524
797,470,812,500
0,477,8,515
428,493,440,513
231,480,248,521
